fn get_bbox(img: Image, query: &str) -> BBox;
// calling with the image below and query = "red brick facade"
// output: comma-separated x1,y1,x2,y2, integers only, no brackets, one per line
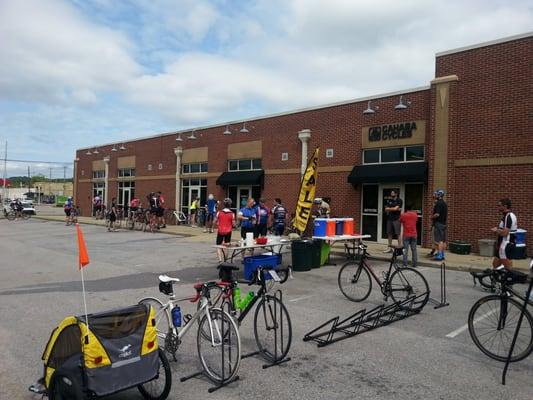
75,33,533,255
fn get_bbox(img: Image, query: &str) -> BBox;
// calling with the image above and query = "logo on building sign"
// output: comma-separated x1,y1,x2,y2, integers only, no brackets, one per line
369,122,417,142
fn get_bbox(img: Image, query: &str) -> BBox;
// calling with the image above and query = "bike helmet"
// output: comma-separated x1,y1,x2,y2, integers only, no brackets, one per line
435,189,445,197
223,198,232,207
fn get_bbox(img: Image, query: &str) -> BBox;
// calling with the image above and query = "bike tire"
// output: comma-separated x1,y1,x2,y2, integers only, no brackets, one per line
389,267,429,312
468,295,533,362
137,349,172,400
253,295,292,363
22,212,31,220
197,285,226,340
48,372,84,400
197,308,241,384
6,211,16,221
337,261,372,302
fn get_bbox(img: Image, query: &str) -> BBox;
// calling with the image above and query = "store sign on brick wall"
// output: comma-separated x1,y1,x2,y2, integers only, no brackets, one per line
362,120,426,149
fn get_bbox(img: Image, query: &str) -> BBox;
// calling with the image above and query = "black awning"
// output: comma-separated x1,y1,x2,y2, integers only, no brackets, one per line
347,162,428,184
216,170,264,186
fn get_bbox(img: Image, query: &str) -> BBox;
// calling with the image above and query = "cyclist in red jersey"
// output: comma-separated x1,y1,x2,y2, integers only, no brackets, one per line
215,198,235,262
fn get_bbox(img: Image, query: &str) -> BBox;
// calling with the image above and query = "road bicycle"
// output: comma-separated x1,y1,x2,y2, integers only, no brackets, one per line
202,263,292,365
4,207,31,221
468,266,533,362
337,243,430,312
65,207,79,226
170,210,188,225
139,275,241,385
143,209,158,233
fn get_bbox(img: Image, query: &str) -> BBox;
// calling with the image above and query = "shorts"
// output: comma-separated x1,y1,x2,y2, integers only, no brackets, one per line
64,209,71,217
241,226,254,239
109,213,117,222
156,207,164,217
433,222,447,243
216,232,232,245
274,224,285,236
386,219,401,236
255,223,268,237
94,205,102,212
495,241,513,260
207,212,216,222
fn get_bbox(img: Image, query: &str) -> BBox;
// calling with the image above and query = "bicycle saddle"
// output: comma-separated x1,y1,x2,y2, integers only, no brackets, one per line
158,274,180,283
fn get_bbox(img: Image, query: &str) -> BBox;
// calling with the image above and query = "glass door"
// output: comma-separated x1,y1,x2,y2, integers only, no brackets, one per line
237,186,252,209
361,184,379,241
404,183,424,245
380,186,401,242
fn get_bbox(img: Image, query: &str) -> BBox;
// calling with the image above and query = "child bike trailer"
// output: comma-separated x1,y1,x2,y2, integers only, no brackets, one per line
30,303,171,400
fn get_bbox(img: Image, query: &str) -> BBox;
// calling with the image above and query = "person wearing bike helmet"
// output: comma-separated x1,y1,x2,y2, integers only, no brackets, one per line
215,198,235,262
431,189,447,261
64,196,73,225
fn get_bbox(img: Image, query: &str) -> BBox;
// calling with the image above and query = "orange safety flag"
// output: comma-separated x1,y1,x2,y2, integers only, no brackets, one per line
76,223,90,269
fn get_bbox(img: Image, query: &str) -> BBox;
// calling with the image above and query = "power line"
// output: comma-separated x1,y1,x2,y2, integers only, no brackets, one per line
1,158,72,165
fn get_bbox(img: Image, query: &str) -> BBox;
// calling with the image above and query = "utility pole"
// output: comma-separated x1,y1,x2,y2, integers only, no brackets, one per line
28,165,31,198
63,165,66,196
2,141,7,202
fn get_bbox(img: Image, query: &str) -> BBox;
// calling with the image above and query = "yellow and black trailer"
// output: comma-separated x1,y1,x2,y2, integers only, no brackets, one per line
32,303,171,400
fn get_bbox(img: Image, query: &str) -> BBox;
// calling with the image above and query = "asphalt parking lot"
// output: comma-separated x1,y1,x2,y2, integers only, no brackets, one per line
0,219,531,400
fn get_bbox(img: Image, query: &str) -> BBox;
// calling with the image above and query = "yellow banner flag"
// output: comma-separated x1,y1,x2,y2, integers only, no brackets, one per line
294,148,319,233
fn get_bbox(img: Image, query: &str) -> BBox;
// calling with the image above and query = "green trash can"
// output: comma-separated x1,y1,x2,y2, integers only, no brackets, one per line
291,240,313,271
320,241,331,266
310,239,322,269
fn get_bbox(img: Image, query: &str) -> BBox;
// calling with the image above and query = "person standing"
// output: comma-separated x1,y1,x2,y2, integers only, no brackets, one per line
205,194,217,233
491,198,517,271
157,191,166,228
189,196,198,227
400,203,418,267
384,190,403,253
431,189,447,261
271,198,288,236
255,198,270,238
108,197,117,232
215,198,235,262
238,197,256,240
64,196,73,225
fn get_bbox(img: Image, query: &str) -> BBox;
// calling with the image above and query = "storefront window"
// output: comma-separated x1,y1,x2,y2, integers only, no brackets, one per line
381,148,404,163
228,159,262,171
363,149,380,164
406,146,424,161
118,168,135,177
182,162,208,174
92,170,105,179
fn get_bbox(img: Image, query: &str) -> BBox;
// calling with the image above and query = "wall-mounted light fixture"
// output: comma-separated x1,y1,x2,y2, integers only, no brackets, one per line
240,122,249,133
86,149,92,155
119,143,126,150
363,100,378,114
176,133,183,142
92,148,99,154
223,125,232,135
188,130,197,140
394,95,410,110
111,145,118,152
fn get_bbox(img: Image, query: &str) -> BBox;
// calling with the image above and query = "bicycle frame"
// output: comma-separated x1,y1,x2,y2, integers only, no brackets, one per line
357,253,396,292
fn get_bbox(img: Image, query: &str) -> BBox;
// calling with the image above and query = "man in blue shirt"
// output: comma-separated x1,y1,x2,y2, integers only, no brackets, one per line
204,194,218,233
238,197,257,240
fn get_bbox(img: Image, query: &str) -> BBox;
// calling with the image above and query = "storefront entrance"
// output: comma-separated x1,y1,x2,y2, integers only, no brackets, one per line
118,181,135,210
361,183,423,244
228,185,261,213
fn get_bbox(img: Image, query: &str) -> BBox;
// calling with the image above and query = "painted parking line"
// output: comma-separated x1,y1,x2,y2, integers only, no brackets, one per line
445,308,498,338
288,295,315,302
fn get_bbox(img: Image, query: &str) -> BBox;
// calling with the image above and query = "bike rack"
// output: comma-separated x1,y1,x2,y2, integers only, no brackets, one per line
303,293,428,347
180,301,240,393
242,289,292,369
428,262,450,309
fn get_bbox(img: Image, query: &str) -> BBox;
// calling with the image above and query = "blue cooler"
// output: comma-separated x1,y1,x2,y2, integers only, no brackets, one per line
513,229,527,245
314,218,328,237
244,254,279,280
335,218,344,235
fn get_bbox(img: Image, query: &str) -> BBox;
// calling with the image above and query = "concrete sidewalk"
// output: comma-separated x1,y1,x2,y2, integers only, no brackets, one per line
33,214,531,272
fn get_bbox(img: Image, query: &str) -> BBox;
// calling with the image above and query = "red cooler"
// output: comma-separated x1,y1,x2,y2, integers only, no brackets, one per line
343,218,354,235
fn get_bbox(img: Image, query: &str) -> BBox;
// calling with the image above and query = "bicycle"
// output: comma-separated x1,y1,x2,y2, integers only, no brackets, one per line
170,210,188,226
4,207,30,221
143,209,158,233
337,243,430,312
468,266,533,362
202,263,292,365
139,275,241,385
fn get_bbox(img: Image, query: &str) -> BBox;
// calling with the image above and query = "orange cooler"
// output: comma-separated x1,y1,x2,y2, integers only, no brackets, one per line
343,218,354,235
326,220,336,236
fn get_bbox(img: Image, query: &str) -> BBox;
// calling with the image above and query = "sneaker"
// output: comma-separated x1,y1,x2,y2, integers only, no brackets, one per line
433,255,444,261
426,251,435,258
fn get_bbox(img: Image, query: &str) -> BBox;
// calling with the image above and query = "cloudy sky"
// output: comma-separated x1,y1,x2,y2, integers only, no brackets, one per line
1,0,532,177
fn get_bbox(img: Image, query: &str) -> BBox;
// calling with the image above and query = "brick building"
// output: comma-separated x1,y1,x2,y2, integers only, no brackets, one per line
74,32,533,254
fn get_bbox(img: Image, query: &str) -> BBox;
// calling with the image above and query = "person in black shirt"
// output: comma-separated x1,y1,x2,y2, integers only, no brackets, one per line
384,190,403,253
431,189,448,261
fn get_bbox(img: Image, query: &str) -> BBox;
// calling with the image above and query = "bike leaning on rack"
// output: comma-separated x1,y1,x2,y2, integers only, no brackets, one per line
337,244,430,311
468,266,533,362
203,263,292,366
139,275,241,385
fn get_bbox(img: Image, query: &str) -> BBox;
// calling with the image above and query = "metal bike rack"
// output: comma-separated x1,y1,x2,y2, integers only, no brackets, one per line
180,301,240,393
303,293,428,347
428,262,450,309
242,289,292,369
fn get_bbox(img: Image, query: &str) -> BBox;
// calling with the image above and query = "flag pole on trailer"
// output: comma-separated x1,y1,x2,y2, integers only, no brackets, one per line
76,223,91,332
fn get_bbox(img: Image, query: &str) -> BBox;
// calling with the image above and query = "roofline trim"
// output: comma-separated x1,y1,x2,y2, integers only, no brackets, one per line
436,31,533,57
76,85,430,152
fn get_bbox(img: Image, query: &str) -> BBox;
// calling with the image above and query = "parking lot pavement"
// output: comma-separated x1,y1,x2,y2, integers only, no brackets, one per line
1,219,531,400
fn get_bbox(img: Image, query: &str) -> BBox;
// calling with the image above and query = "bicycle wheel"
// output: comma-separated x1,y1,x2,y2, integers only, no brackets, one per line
48,372,84,400
253,295,292,363
389,267,429,311
337,261,372,302
468,295,533,362
197,307,241,384
22,212,31,220
139,298,172,350
6,210,16,221
197,286,226,340
137,349,172,400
